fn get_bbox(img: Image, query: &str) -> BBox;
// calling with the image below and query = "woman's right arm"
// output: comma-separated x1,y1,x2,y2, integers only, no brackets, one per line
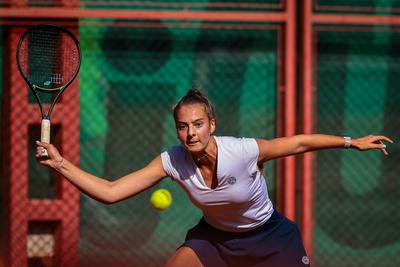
35,142,167,204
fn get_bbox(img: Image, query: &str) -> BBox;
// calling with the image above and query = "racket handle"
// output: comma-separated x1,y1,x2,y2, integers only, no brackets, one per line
40,119,51,156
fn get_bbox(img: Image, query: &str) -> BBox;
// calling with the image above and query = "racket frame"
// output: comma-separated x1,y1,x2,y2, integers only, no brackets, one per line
16,24,81,154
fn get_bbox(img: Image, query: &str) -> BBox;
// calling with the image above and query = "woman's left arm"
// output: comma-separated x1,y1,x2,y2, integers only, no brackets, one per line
256,134,394,163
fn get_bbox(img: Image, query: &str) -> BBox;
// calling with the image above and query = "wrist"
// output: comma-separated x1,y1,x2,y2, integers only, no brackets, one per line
54,157,64,171
343,136,352,149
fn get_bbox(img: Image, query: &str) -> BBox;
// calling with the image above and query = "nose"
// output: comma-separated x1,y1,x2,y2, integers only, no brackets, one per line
187,125,196,137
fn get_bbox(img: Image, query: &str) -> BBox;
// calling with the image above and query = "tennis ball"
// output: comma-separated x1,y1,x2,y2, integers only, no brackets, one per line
150,189,172,211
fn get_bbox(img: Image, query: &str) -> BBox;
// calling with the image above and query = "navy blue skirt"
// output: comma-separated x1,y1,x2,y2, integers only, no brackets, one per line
182,210,310,267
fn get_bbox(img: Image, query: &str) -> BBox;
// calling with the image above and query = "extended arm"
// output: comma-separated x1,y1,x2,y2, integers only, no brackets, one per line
256,134,393,163
35,142,167,204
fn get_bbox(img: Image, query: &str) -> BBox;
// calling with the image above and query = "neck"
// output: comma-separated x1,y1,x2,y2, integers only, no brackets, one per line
193,136,217,164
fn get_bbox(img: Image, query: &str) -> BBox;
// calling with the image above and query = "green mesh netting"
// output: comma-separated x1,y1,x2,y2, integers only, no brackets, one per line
315,30,400,267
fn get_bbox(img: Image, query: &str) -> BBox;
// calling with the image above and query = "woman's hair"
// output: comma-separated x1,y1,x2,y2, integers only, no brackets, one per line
173,89,216,121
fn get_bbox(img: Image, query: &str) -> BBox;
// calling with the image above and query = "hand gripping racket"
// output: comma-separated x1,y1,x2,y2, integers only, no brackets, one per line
17,24,81,156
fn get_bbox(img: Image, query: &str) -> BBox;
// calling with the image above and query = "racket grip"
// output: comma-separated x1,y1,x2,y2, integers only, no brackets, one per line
40,119,51,156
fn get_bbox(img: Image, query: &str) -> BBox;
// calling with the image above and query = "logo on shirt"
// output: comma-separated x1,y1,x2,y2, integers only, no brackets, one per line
302,256,310,265
227,176,236,185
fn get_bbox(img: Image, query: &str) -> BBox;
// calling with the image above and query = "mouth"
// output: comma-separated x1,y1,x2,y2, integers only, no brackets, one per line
186,141,199,146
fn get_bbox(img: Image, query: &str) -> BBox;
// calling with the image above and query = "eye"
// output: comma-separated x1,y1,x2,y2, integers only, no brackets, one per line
194,122,203,128
177,125,187,131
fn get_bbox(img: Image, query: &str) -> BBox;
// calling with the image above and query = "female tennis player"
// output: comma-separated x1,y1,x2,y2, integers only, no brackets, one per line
36,89,393,267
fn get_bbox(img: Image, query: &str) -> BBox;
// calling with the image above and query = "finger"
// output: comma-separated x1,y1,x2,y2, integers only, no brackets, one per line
35,149,47,157
374,136,394,144
35,141,45,150
35,153,48,161
378,141,389,156
36,145,49,155
379,140,387,149
36,140,51,148
385,137,394,144
38,159,51,166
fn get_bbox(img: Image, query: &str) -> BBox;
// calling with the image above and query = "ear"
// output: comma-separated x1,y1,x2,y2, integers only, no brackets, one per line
209,118,216,134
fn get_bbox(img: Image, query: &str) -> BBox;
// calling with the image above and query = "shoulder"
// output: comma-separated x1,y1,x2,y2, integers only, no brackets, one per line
166,144,185,154
216,136,259,172
216,136,259,161
216,136,257,151
160,145,193,180
161,144,187,162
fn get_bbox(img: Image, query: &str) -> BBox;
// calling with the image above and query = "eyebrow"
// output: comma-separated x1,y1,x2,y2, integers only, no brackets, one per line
176,119,205,125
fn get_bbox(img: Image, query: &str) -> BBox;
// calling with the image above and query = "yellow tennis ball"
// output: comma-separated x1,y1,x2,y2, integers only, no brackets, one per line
150,189,172,211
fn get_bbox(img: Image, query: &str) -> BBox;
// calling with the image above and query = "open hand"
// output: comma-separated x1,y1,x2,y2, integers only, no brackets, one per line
352,135,394,156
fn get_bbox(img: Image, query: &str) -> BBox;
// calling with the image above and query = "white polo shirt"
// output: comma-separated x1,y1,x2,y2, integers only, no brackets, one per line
161,136,274,232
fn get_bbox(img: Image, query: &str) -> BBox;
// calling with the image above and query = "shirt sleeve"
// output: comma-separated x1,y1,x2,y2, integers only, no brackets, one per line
240,138,260,174
160,146,182,181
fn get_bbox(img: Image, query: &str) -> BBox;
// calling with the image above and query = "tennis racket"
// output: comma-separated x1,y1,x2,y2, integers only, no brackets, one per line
16,24,81,156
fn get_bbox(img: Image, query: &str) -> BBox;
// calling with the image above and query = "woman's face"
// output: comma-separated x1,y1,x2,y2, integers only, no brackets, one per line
175,103,215,154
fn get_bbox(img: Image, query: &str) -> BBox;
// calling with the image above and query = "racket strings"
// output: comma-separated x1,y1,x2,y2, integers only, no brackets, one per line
18,27,79,90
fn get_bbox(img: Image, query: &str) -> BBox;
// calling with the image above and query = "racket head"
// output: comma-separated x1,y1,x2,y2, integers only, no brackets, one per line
16,24,81,93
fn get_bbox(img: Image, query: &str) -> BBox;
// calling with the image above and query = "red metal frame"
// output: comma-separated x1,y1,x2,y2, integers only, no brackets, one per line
0,7,288,22
0,19,278,30
314,2,400,14
282,0,297,221
313,13,400,25
0,0,284,9
301,0,315,260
